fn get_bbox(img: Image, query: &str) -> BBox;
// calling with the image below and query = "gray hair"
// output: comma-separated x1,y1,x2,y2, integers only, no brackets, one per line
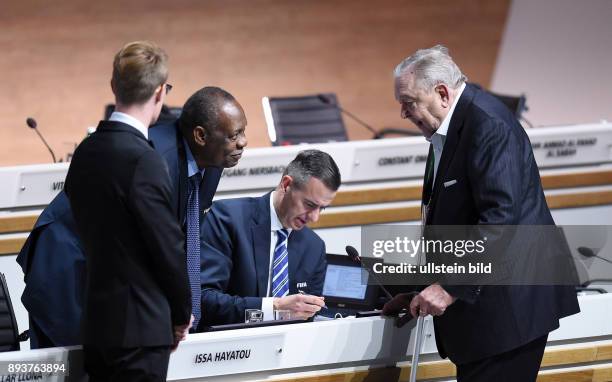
283,149,341,192
394,45,467,91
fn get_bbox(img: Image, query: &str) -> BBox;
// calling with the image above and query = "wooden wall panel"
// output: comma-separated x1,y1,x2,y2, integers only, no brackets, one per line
0,0,509,165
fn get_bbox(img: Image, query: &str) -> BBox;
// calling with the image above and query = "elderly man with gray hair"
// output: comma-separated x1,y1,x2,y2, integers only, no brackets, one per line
382,45,579,381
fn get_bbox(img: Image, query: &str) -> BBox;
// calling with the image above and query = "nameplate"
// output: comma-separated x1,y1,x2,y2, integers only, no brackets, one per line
352,141,428,181
168,333,284,379
531,136,603,166
217,150,296,192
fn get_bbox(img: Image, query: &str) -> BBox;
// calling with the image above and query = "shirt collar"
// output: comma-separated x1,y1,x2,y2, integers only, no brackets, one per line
182,137,205,178
269,191,292,234
432,82,466,140
108,111,148,139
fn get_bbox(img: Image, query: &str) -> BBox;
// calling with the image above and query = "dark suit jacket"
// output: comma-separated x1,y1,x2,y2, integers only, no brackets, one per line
17,122,222,348
16,192,84,348
149,121,223,222
199,193,327,327
424,83,579,364
64,120,191,348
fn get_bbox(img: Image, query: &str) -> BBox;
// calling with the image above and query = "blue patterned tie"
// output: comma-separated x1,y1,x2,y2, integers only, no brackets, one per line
186,173,202,328
272,229,290,297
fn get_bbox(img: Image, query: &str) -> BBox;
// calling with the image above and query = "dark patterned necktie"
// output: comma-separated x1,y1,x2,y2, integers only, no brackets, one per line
421,145,436,232
271,229,290,297
423,144,435,204
186,172,202,328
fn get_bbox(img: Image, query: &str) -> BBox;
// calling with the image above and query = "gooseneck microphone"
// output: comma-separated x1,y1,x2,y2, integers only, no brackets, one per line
345,245,393,299
578,247,612,265
27,117,57,163
317,94,379,138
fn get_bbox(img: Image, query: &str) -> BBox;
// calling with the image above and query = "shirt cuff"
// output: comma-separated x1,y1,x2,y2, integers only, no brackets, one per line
262,297,275,321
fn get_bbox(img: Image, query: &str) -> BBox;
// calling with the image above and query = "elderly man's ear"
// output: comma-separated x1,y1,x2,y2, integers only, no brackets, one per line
434,84,451,107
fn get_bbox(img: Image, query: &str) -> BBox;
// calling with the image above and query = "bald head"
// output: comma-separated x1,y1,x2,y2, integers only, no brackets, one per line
179,87,248,169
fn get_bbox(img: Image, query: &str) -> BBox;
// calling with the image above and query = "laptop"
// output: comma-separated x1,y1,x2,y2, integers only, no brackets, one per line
319,254,379,318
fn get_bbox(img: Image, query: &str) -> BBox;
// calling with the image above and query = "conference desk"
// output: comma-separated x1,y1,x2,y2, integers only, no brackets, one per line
1,121,611,210
0,294,611,381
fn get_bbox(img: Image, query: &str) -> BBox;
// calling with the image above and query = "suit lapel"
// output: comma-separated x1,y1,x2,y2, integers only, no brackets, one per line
252,194,272,297
200,167,222,210
428,84,476,217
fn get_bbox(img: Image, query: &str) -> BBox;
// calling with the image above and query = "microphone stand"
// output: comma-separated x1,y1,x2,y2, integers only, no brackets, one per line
27,117,57,163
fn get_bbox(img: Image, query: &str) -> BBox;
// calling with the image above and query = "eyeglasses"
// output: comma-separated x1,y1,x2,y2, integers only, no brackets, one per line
165,83,173,95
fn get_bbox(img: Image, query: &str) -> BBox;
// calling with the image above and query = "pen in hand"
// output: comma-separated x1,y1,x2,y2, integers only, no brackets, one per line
299,289,327,309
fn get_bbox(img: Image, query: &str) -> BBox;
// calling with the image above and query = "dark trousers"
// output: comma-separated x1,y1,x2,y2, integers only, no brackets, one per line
83,345,171,382
456,334,548,382
28,318,54,349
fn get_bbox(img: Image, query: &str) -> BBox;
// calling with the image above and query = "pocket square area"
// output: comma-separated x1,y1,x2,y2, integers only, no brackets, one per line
444,179,457,188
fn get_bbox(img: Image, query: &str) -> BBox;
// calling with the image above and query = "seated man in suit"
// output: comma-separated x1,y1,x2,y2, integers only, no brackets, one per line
199,149,341,328
16,86,247,348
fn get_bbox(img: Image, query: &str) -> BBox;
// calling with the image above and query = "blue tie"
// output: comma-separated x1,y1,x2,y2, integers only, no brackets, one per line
186,173,202,328
272,229,290,298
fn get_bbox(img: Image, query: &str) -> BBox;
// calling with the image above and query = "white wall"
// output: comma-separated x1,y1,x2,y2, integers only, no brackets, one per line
491,0,612,127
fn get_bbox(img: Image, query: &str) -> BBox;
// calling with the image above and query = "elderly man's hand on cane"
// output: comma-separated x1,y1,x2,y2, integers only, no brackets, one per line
382,284,455,327
409,283,456,318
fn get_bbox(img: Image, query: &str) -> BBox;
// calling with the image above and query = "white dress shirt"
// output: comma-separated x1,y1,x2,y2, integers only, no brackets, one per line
182,137,206,179
108,111,148,139
261,191,292,320
429,82,466,183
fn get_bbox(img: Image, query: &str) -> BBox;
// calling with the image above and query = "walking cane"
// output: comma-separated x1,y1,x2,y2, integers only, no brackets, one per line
409,315,425,382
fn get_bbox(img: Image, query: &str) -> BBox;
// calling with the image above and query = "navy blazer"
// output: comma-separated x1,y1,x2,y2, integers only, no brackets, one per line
16,192,84,348
150,121,222,221
16,121,221,348
199,193,327,327
423,84,580,364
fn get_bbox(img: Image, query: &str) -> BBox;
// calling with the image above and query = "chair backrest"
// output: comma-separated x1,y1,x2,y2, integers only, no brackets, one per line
262,93,348,146
487,90,528,119
0,272,20,352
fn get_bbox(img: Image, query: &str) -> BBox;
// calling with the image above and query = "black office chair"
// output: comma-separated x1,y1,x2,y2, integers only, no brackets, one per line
486,91,527,118
486,90,534,128
262,93,348,146
0,272,23,352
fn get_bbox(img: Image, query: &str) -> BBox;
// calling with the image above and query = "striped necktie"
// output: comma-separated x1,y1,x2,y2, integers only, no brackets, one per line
271,229,290,298
186,172,202,328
